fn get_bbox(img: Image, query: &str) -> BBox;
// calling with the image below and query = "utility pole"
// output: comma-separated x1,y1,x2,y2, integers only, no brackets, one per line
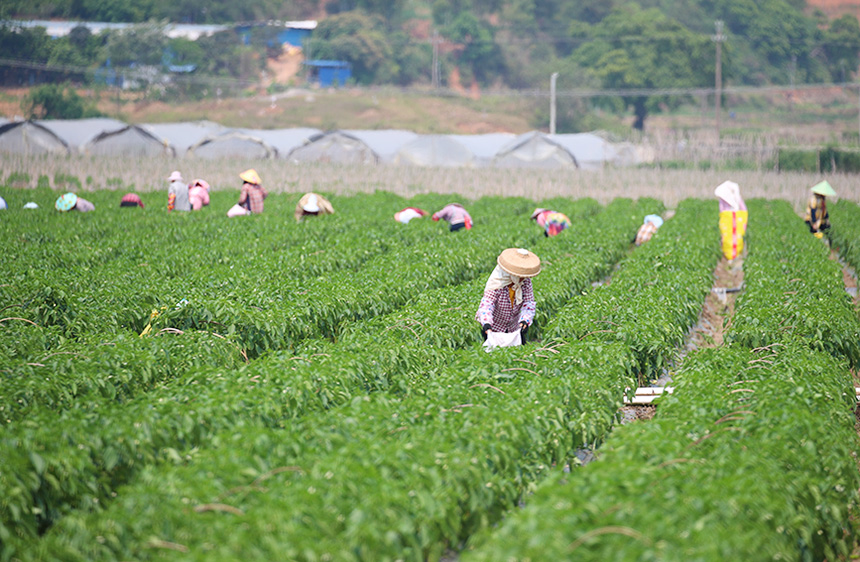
431,30,440,89
550,72,559,134
713,20,725,144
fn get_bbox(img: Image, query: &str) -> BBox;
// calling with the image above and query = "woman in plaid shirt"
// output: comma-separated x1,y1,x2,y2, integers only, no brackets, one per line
238,169,268,214
476,248,541,344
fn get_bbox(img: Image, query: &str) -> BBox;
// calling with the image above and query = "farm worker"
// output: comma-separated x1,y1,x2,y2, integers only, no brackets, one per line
394,207,428,224
0,195,6,210
238,169,268,214
805,180,835,239
23,202,38,209
715,180,748,261
55,192,94,212
531,208,571,237
120,193,144,208
432,203,472,232
476,248,541,345
188,179,211,211
635,214,664,246
167,171,190,212
295,192,334,222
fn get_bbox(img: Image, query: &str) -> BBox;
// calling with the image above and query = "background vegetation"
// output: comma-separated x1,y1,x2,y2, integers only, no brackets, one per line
3,0,860,132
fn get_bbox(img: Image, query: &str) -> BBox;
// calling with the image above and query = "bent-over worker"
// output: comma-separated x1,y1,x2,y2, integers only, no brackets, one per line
120,193,144,208
295,192,334,222
188,179,211,211
432,203,472,231
715,180,748,261
394,207,428,224
55,192,94,212
531,208,571,237
805,180,835,239
476,248,541,345
635,214,664,246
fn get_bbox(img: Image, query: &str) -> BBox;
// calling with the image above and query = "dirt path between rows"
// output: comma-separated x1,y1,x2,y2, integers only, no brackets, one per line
618,255,745,424
829,247,860,561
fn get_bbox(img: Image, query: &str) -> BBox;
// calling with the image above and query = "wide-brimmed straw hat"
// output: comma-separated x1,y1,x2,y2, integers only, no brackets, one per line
302,194,320,213
531,208,547,220
811,180,836,197
239,169,261,185
55,192,77,212
497,248,541,277
167,171,183,182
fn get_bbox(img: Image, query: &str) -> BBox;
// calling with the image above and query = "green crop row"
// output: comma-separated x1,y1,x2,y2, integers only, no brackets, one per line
7,199,667,560
28,342,636,561
728,199,860,366
340,198,662,353
463,198,860,561
1,190,418,344
0,194,621,554
545,198,722,381
10,202,660,557
462,344,859,561
0,197,601,424
829,199,860,278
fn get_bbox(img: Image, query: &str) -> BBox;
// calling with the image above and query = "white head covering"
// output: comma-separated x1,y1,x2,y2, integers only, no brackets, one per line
303,194,320,213
643,214,664,228
0,196,6,210
396,208,422,224
484,265,525,304
714,181,743,210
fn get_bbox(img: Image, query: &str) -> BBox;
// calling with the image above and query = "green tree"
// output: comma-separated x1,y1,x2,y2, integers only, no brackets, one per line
304,11,397,84
823,15,860,83
23,82,100,118
569,4,712,130
443,11,503,84
103,23,168,67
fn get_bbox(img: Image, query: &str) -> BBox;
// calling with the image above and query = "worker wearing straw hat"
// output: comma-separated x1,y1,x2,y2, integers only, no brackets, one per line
476,248,541,345
238,169,268,214
805,180,836,239
715,180,748,261
531,208,571,237
167,171,190,212
295,192,334,222
55,192,94,212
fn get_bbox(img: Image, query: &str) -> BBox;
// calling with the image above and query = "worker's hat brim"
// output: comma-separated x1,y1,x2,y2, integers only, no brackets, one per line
497,248,541,277
811,180,836,197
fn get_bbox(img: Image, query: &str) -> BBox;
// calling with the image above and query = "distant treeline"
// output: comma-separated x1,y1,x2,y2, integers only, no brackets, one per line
4,0,860,131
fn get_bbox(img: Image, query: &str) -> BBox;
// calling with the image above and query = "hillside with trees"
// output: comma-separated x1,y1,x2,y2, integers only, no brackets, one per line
3,0,860,131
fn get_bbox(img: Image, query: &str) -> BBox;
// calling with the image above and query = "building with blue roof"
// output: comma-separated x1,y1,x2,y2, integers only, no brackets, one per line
303,60,351,88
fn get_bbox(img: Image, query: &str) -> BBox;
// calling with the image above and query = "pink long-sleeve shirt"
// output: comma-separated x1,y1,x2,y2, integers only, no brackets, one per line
433,204,471,226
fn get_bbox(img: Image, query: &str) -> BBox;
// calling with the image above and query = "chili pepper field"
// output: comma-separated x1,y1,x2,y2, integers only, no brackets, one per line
2,184,860,561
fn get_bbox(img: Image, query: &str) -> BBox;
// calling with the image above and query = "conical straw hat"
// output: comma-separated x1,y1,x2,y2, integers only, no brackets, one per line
239,169,261,185
811,180,836,197
497,248,541,277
